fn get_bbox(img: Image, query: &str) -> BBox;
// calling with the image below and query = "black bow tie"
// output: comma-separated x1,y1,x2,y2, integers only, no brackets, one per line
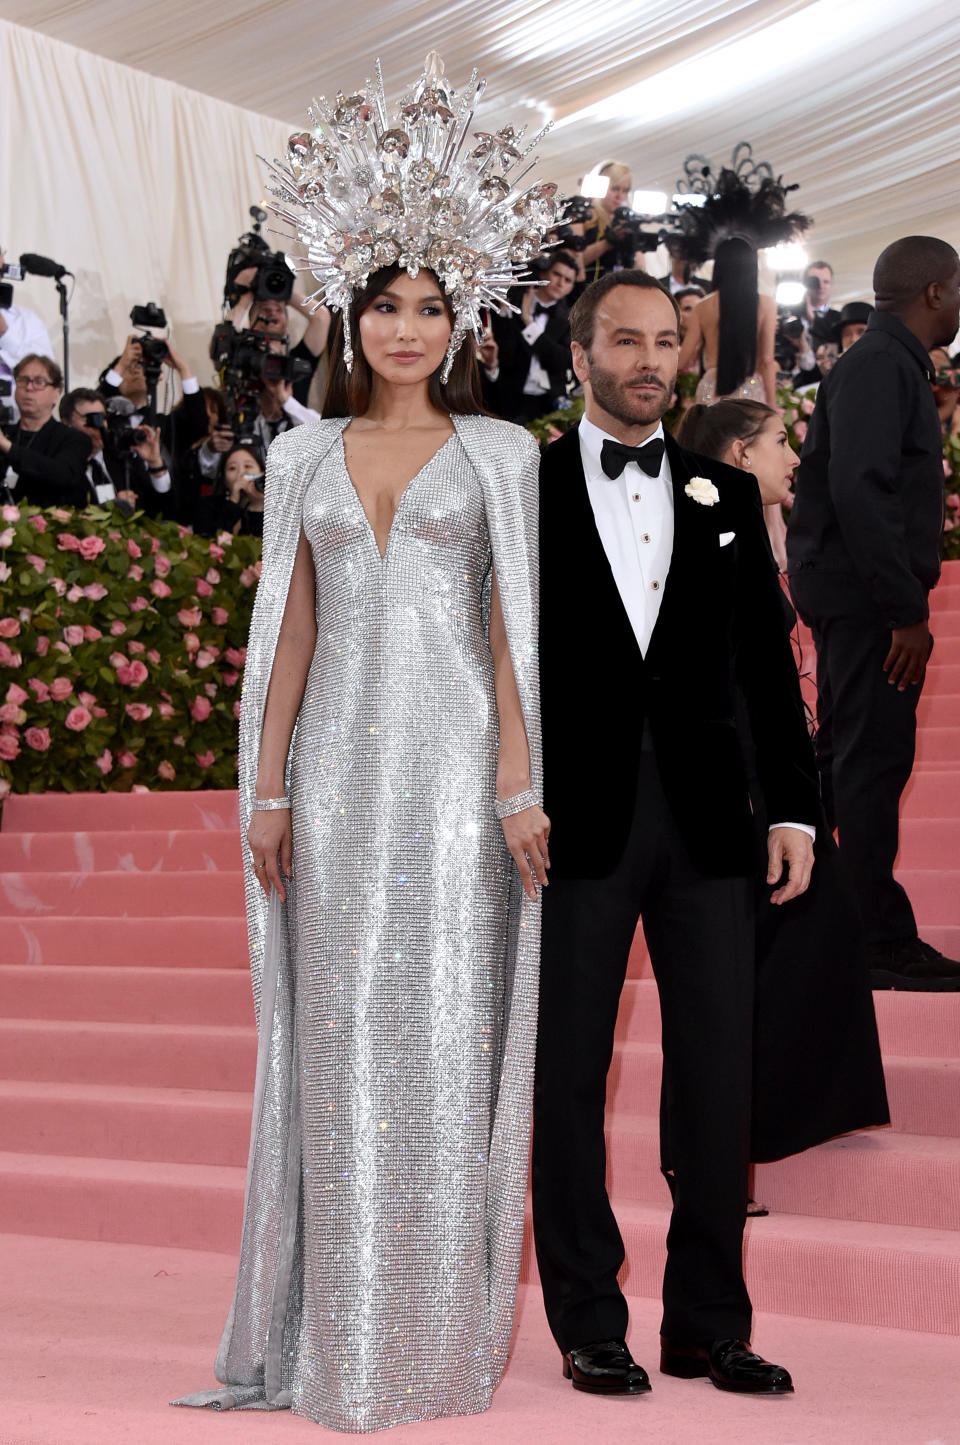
534,301,552,317
600,436,665,479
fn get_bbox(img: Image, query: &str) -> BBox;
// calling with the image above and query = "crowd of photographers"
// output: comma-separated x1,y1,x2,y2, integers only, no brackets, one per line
4,199,957,534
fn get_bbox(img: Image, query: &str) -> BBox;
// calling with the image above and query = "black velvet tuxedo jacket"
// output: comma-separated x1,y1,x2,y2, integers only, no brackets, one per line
539,426,820,879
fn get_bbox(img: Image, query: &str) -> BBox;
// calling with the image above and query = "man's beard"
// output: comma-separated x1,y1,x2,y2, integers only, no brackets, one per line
586,358,673,428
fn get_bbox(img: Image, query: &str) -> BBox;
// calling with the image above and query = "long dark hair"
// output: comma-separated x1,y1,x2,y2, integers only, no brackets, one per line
713,236,758,396
322,265,484,418
677,398,777,459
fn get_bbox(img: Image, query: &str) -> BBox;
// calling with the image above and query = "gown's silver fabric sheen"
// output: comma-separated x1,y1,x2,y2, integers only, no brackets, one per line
173,415,542,1432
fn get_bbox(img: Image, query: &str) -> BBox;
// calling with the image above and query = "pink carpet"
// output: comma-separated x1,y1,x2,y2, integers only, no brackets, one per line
1,559,959,1440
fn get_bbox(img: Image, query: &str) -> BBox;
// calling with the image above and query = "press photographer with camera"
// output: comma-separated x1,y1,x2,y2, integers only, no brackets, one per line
571,162,648,284
99,304,209,455
60,386,176,514
0,244,55,400
0,353,90,507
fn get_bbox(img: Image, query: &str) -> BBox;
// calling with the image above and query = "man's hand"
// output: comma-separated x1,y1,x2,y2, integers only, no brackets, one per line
117,488,138,507
117,334,143,375
132,423,163,470
883,619,930,690
209,424,235,454
767,826,814,905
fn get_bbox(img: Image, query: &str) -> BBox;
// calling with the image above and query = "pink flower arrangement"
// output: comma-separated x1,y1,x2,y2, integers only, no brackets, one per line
30,515,47,532
189,695,212,721
195,578,213,598
0,618,21,638
178,606,203,628
83,625,102,642
49,678,73,702
78,536,106,561
64,706,93,732
57,533,81,552
125,703,153,722
24,726,51,751
25,555,46,574
155,554,172,577
83,583,108,600
150,579,172,598
1,505,21,523
117,750,138,768
63,625,85,646
195,750,215,768
127,539,142,559
35,637,49,657
5,684,28,705
128,564,144,582
110,620,127,637
117,660,149,687
95,749,113,774
0,732,20,761
157,760,176,780
224,647,246,668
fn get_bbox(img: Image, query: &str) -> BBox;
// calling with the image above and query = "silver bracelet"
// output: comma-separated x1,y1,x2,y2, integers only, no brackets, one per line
495,789,540,821
252,796,291,811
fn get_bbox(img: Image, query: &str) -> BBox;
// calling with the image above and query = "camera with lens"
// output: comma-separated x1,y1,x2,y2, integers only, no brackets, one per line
128,302,170,380
209,321,312,434
224,205,295,308
102,398,148,452
608,206,665,257
549,194,592,252
774,309,806,370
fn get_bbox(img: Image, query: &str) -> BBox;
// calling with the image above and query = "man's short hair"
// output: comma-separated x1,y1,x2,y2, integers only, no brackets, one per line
873,236,960,310
570,269,681,352
675,286,705,303
548,250,579,275
14,353,63,390
805,259,834,276
60,387,105,422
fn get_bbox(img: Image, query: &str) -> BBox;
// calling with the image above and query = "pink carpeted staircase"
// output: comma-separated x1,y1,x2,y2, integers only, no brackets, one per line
1,567,959,1442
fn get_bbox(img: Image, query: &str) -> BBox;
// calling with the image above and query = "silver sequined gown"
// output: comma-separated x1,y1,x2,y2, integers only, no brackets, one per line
175,417,542,1433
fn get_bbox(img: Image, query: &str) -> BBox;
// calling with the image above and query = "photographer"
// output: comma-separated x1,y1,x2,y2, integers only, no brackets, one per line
228,280,331,408
61,387,174,514
571,162,647,284
99,323,209,463
479,251,577,422
193,438,266,538
0,244,55,396
0,354,89,507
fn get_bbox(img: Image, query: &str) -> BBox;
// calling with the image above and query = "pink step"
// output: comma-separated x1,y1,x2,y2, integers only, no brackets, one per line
925,663,960,691
889,871,960,925
902,769,960,816
926,637,960,664
914,728,960,764
2,916,248,967
918,694,960,726
518,1201,960,1336
898,817,960,868
0,965,254,1026
603,1113,960,1231
926,612,960,636
0,1019,256,1091
608,1040,960,1137
0,871,244,918
0,829,242,873
0,1081,252,1168
0,790,239,834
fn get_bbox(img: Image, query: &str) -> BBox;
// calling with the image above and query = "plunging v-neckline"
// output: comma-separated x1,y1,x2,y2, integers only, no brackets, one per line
340,431,456,562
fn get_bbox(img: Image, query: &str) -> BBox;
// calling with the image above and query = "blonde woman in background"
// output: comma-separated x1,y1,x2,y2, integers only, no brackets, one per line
571,161,646,283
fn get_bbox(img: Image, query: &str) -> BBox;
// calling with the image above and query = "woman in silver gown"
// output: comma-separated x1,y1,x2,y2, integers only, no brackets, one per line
176,258,547,1431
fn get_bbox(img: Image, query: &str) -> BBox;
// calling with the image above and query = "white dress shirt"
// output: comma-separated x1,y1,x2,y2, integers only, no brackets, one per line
579,414,814,842
521,302,553,396
0,304,54,383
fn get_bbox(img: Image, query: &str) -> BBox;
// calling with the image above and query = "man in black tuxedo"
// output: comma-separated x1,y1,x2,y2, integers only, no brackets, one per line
788,236,960,990
533,270,821,1397
0,353,89,506
479,251,576,422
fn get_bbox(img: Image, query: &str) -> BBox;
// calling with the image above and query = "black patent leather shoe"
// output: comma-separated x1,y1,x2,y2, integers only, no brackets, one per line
562,1338,651,1394
868,937,960,991
660,1337,794,1394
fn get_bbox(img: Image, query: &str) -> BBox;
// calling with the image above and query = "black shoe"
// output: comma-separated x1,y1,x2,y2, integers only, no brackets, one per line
561,1338,651,1394
660,1337,794,1394
868,937,960,992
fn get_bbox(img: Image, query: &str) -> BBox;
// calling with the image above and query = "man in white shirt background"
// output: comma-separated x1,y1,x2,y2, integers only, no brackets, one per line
0,244,55,414
479,250,577,422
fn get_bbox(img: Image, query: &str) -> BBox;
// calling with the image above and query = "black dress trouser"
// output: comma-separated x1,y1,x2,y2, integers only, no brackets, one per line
532,753,755,1350
799,601,925,946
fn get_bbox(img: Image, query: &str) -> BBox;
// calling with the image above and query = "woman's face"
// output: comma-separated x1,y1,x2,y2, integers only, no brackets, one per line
224,449,262,500
602,176,631,215
357,270,452,389
730,417,799,506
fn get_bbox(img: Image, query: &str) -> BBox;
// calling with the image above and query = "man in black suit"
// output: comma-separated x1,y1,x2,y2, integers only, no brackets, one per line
479,250,577,421
533,270,821,1397
788,236,960,990
0,354,89,506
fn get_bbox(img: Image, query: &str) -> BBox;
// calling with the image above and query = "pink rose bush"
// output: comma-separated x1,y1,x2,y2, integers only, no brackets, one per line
0,502,262,796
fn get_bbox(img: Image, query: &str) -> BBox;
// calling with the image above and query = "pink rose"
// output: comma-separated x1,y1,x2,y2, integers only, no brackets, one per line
794,420,808,444
93,706,107,717
25,555,46,574
195,750,215,768
195,649,215,669
108,531,121,542
78,536,106,561
24,726,51,752
155,554,172,577
203,682,218,699
52,640,70,655
0,732,20,761
49,508,71,522
239,566,258,588
800,397,815,416
1,503,20,523
109,620,127,637
211,607,229,626
127,538,142,559
127,565,144,582
150,579,172,598
30,515,47,532
65,705,92,732
189,695,212,721
205,568,220,585
67,586,84,604
57,532,81,552
95,749,113,774
128,641,145,654
195,578,213,597
125,702,153,722
79,692,97,707
29,678,51,702
50,578,67,597
129,596,150,612
5,683,28,705
49,678,73,702
173,734,185,747
35,636,49,657
948,493,960,511
178,606,202,628
0,527,14,548
151,538,161,554
233,700,242,720
157,701,175,717
0,618,20,638
82,625,102,642
224,647,246,668
0,703,26,724
209,543,225,561
109,651,127,669
117,660,148,686
183,632,200,654
0,562,10,583
117,750,137,768
222,670,239,687
146,649,161,665
83,583,108,600
0,641,19,666
157,760,176,781
63,625,84,646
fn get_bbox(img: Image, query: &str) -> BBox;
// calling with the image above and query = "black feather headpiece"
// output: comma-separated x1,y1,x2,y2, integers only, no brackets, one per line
673,142,810,263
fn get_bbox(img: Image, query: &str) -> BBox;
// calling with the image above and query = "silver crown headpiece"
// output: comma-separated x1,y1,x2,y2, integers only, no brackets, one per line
263,51,560,380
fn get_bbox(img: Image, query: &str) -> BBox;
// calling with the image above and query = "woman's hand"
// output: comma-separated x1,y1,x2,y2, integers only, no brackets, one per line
247,809,293,901
501,804,550,902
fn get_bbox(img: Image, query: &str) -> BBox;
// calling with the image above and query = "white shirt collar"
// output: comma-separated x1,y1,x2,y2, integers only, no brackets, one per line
579,415,666,480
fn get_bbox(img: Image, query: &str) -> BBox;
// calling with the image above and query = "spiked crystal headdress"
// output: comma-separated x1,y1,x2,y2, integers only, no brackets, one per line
263,52,561,380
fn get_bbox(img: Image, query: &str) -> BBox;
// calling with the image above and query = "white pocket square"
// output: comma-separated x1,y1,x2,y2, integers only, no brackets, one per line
719,531,736,547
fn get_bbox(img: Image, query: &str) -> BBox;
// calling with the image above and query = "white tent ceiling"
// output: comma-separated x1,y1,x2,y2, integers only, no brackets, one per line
2,0,958,300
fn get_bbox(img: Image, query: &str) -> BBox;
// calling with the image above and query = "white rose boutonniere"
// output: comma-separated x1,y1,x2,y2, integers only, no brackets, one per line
685,476,720,506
